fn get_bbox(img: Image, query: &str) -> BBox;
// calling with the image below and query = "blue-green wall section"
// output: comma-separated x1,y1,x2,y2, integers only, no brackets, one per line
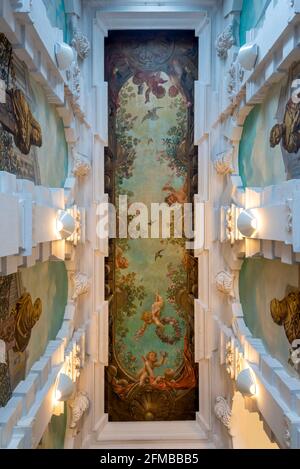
239,0,272,45
42,0,68,42
238,82,285,187
239,258,298,370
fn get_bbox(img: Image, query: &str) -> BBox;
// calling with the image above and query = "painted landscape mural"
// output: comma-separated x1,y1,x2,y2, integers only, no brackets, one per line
105,31,199,421
0,33,68,407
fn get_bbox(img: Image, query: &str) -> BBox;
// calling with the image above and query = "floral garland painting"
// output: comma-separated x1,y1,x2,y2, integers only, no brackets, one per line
105,31,198,421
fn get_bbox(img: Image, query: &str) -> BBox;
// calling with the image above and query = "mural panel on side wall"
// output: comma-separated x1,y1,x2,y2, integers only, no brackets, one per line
0,33,68,188
238,84,285,187
239,258,300,375
239,62,300,186
0,262,68,407
105,31,199,421
0,34,68,407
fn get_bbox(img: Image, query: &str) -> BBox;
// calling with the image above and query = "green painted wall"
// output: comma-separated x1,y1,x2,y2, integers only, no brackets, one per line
42,0,68,42
20,261,68,373
239,258,298,369
30,78,68,188
238,82,285,187
38,406,67,449
239,0,272,45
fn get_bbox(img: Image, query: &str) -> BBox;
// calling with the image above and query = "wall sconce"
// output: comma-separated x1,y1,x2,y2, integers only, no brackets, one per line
237,42,258,71
55,373,75,402
55,42,74,70
237,209,257,237
236,368,257,397
56,210,76,239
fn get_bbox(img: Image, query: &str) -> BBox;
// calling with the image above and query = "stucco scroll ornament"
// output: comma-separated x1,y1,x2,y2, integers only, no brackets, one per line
214,396,232,431
71,31,90,60
72,272,90,300
215,23,235,60
227,59,244,100
73,153,91,177
66,60,80,101
215,270,234,297
214,149,234,175
69,391,90,430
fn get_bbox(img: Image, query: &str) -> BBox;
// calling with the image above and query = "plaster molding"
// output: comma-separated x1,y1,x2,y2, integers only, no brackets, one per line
73,154,92,178
0,172,67,274
69,391,90,430
215,23,235,60
66,60,81,102
215,270,234,297
72,272,90,300
214,396,232,431
71,31,91,60
226,57,244,101
214,149,234,175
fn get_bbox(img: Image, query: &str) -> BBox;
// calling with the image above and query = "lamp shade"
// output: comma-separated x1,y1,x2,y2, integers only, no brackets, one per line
236,368,256,397
237,209,257,237
55,42,74,70
55,373,75,401
57,210,75,239
237,42,258,71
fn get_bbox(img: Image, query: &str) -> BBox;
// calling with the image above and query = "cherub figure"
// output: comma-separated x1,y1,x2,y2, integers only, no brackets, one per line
135,293,164,340
162,179,188,206
138,351,168,386
115,245,129,269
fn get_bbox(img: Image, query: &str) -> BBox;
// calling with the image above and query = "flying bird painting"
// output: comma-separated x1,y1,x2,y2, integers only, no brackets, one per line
141,107,164,124
154,249,165,261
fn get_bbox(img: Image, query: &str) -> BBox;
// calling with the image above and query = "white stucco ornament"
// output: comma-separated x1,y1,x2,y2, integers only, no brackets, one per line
71,31,90,60
215,23,235,59
72,272,90,300
215,270,234,296
214,150,234,175
73,154,91,177
227,59,244,99
66,60,81,101
214,396,232,430
69,391,90,429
